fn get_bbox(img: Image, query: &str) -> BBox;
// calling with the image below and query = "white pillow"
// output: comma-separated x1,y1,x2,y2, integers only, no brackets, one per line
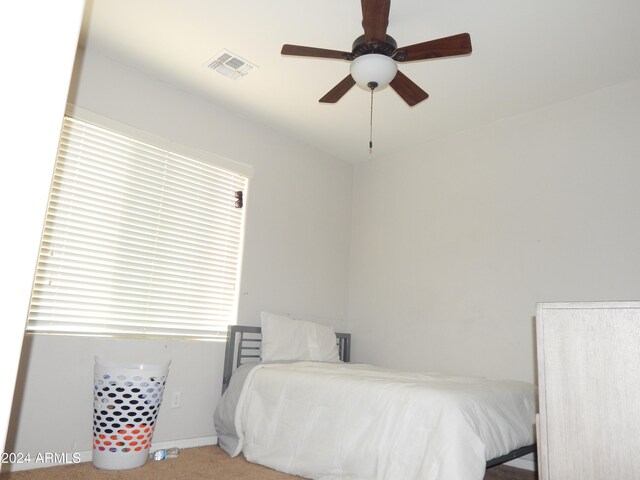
261,312,340,363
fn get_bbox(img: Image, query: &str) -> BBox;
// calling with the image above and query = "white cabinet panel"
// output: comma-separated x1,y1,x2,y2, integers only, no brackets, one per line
537,302,640,480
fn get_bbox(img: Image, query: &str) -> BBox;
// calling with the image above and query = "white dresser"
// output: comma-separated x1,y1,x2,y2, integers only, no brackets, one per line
536,302,640,479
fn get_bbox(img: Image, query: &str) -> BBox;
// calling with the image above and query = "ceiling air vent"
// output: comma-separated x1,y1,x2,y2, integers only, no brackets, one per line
206,49,257,80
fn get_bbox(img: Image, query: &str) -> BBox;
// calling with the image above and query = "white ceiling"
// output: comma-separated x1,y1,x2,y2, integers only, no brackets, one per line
78,0,640,163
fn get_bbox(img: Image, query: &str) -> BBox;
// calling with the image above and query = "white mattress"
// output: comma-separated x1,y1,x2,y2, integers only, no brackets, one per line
214,361,536,480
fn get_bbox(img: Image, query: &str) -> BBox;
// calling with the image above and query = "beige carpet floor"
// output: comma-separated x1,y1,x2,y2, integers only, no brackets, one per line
0,445,536,480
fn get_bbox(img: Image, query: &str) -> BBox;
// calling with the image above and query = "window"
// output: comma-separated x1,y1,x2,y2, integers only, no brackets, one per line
26,114,250,340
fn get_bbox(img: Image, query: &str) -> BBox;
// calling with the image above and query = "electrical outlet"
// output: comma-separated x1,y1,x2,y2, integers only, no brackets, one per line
171,391,181,408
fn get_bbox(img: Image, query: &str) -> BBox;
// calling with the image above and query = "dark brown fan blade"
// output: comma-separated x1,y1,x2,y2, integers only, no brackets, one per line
394,33,472,62
281,44,352,60
389,70,429,106
319,75,357,103
361,0,391,43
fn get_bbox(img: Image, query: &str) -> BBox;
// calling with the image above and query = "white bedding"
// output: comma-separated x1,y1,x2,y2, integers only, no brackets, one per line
214,361,536,480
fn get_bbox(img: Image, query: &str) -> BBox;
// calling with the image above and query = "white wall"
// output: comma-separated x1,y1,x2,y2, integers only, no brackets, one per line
6,46,353,463
0,1,85,469
349,78,640,383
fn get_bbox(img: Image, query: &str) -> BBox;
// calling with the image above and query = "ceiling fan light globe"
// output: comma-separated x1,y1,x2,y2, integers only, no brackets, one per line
350,54,398,90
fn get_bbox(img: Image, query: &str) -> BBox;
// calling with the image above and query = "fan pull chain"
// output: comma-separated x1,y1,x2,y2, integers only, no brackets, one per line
368,82,377,154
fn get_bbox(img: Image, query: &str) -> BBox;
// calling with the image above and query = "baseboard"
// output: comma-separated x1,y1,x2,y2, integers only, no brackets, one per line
3,435,218,473
504,453,536,471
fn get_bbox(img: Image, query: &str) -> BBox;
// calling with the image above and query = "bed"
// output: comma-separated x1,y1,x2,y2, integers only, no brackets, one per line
214,318,537,480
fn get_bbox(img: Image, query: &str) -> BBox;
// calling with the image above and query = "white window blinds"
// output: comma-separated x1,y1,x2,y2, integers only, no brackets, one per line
27,116,248,340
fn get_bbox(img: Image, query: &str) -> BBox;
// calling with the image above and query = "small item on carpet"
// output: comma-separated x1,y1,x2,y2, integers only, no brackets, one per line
150,448,179,461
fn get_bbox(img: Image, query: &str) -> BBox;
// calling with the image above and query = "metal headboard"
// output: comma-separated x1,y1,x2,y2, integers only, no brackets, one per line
222,325,351,394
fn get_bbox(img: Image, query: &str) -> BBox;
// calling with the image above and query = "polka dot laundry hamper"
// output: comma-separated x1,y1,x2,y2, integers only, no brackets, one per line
92,357,171,470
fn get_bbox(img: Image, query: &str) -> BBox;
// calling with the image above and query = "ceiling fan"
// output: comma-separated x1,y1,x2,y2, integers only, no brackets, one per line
281,0,472,106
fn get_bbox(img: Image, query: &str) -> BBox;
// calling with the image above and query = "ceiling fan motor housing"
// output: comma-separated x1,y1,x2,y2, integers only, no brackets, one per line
349,34,398,60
